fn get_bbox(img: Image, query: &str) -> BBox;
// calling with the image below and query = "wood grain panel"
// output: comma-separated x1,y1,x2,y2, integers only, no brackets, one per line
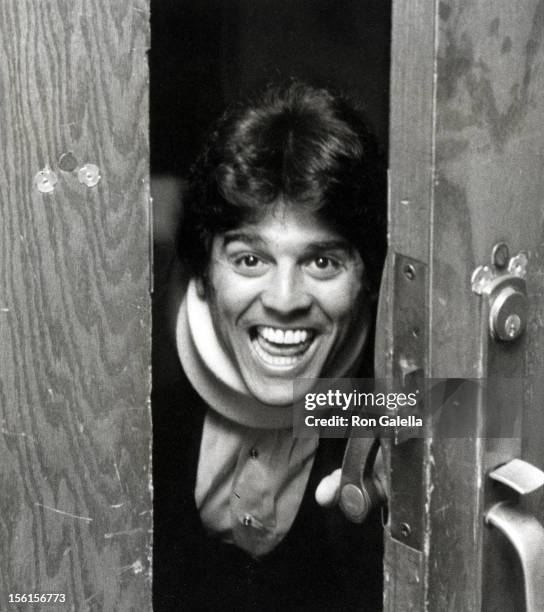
0,2,151,610
387,0,544,609
383,0,436,609
428,1,544,609
388,0,436,261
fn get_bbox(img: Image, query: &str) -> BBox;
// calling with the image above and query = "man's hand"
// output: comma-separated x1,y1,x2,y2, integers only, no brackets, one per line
315,446,387,509
315,468,342,507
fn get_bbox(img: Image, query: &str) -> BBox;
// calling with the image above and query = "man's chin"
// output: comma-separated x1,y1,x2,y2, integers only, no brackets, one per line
247,380,295,406
244,375,319,407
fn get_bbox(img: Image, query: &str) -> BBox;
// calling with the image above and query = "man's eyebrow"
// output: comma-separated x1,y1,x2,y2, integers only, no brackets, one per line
304,240,353,252
222,233,354,254
222,232,266,248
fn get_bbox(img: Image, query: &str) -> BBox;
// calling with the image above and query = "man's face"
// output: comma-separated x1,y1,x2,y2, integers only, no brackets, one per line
205,204,366,405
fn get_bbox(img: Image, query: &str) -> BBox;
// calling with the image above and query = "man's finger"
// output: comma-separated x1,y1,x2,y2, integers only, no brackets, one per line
315,468,342,507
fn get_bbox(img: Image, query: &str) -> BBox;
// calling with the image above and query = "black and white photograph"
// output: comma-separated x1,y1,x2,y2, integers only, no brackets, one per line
2,1,544,610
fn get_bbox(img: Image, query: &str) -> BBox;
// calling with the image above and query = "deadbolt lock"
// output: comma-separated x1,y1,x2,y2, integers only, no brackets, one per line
488,276,528,341
471,246,528,342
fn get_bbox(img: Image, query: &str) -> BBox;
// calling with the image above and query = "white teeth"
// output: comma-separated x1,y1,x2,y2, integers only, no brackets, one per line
261,327,275,342
258,326,311,345
253,340,298,366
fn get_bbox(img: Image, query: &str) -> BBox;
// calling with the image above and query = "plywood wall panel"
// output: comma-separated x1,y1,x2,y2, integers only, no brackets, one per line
0,2,151,609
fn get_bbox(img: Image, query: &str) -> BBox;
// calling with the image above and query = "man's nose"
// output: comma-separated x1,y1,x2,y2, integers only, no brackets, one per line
260,265,312,315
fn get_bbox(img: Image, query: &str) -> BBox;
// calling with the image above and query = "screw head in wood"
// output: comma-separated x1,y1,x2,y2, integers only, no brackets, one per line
508,252,528,279
34,166,58,193
471,265,494,294
492,242,509,269
78,163,101,187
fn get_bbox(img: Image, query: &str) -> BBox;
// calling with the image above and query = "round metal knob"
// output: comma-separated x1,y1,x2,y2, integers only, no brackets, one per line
339,483,373,523
489,286,528,341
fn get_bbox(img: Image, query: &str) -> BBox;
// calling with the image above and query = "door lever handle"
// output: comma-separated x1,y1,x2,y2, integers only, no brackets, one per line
485,459,544,612
339,437,386,523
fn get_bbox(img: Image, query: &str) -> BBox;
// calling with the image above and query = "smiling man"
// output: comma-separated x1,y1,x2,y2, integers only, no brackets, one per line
206,205,368,405
155,82,387,610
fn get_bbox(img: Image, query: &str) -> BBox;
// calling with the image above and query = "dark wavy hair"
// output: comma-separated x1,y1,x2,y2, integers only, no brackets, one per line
177,82,387,294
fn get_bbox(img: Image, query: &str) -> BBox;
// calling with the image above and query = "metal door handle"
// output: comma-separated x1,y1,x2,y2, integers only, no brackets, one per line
339,437,386,523
485,459,544,612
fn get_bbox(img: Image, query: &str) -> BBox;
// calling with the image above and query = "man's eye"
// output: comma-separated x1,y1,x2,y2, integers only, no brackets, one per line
306,256,342,278
240,255,260,267
315,256,335,269
232,254,268,276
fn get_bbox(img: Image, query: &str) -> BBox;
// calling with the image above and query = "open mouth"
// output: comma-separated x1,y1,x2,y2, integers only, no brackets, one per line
250,325,316,368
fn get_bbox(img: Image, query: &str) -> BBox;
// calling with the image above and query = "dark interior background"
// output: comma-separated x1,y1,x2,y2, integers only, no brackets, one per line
151,0,391,175
150,1,392,601
150,0,391,246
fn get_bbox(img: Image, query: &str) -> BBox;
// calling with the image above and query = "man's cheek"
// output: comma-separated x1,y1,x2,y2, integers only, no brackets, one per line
317,293,357,320
224,285,260,312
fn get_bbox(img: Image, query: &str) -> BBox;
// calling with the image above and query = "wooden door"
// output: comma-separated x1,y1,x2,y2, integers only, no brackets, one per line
0,2,151,610
384,0,544,609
